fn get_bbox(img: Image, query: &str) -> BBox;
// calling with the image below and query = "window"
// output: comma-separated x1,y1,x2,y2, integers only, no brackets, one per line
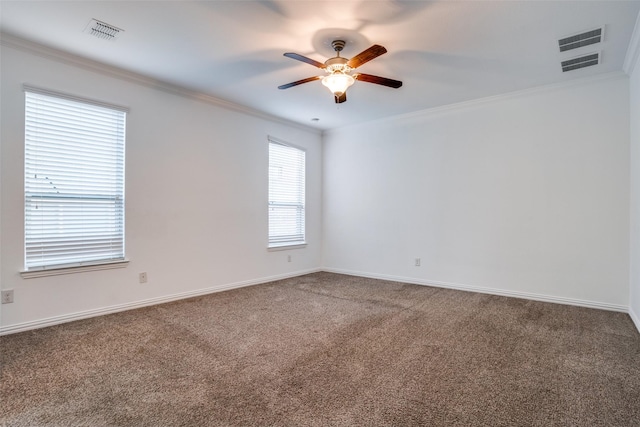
268,137,305,248
24,87,126,271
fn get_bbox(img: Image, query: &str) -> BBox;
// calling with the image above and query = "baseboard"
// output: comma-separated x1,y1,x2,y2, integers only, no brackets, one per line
630,306,640,335
322,267,629,313
2,267,630,336
0,268,321,336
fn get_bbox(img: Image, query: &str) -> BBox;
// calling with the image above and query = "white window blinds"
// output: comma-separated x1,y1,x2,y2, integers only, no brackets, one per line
268,137,305,247
24,89,126,270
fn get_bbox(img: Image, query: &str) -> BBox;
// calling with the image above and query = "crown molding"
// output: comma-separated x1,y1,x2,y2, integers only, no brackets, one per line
623,10,640,75
0,32,321,135
325,71,628,136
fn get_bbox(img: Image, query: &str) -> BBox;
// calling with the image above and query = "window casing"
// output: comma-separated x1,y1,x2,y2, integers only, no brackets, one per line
268,137,306,248
24,88,126,271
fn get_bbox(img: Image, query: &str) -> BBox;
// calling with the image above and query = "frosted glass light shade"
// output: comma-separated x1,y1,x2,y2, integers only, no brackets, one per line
322,73,355,95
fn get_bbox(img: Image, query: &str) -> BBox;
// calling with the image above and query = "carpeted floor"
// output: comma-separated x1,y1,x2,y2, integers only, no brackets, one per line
1,272,639,426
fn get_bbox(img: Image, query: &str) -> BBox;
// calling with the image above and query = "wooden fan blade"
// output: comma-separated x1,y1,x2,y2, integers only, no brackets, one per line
283,53,326,69
355,73,403,89
278,76,322,90
334,92,347,104
347,45,387,69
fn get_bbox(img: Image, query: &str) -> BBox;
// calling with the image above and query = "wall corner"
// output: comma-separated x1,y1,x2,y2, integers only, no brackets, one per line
624,11,640,75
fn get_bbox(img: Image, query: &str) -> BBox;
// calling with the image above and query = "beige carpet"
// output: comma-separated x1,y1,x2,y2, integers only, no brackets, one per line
1,272,639,426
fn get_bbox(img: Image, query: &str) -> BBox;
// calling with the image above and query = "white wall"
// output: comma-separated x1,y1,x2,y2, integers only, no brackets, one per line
323,75,630,309
1,39,635,334
630,51,640,330
0,43,323,333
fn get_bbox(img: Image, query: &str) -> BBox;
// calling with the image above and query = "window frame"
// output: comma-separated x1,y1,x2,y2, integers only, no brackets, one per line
267,136,307,250
21,86,128,277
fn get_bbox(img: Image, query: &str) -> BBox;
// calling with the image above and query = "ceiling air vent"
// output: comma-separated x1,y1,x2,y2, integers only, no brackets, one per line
561,52,600,72
84,18,123,41
558,28,603,52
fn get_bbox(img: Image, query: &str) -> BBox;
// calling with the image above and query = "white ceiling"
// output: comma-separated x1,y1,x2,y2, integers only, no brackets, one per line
1,1,639,130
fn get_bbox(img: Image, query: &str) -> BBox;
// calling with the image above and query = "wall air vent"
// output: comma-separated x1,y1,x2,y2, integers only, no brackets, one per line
561,52,600,72
558,28,603,52
84,19,123,41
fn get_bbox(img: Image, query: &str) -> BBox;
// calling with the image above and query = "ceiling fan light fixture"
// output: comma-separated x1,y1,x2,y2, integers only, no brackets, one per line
279,40,401,102
322,72,355,96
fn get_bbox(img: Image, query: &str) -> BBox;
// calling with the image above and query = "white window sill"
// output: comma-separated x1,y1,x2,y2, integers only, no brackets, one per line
268,243,307,252
21,259,129,279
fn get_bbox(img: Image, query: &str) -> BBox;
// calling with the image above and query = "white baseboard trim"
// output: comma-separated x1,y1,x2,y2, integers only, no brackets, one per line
630,306,640,335
2,268,632,336
322,267,629,313
0,268,320,336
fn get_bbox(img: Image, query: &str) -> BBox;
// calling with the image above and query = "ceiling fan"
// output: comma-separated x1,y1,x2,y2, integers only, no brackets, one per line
278,40,402,104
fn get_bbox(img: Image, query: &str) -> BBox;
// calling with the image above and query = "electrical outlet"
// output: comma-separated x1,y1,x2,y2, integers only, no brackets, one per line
287,255,292,263
415,258,421,267
139,272,148,284
1,289,14,304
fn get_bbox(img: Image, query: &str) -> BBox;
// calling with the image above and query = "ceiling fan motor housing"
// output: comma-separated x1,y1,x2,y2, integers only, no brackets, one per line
325,57,351,74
